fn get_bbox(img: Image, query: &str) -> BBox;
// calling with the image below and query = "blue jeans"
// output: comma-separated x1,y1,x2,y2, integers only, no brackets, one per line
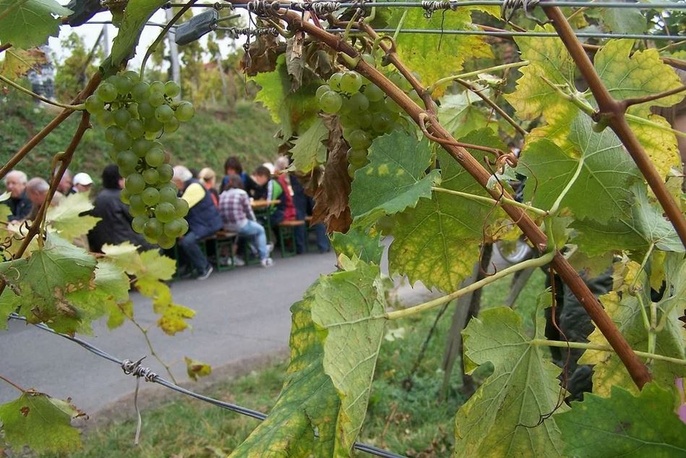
178,231,209,273
239,220,268,260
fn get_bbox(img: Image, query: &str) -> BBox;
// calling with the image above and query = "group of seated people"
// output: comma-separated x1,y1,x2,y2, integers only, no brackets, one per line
2,155,330,282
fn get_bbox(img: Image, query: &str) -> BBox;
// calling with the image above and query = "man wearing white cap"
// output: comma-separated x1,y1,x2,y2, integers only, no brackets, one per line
73,172,93,193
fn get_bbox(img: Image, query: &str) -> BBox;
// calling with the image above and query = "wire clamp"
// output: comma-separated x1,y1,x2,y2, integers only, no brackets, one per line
121,357,158,382
501,0,540,22
421,1,457,19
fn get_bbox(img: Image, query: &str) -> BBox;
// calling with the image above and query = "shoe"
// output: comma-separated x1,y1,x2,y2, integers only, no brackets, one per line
266,242,274,254
260,257,273,267
197,265,213,280
234,257,246,267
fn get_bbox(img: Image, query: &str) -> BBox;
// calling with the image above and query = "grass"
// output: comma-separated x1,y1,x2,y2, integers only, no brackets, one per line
40,269,547,458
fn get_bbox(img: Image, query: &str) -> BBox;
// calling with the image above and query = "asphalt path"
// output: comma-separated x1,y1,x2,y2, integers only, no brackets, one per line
0,250,340,418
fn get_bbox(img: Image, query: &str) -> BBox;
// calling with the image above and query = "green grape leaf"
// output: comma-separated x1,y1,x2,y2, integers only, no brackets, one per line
438,92,494,140
506,25,576,122
571,183,684,257
331,228,384,265
349,131,440,228
101,0,167,74
103,244,176,281
388,146,499,292
290,116,328,173
456,307,567,456
0,0,71,49
0,48,44,79
390,7,492,90
251,54,320,139
64,260,130,333
519,114,641,223
595,40,685,118
47,192,100,241
185,356,212,381
0,234,96,334
557,383,686,457
0,391,82,454
580,288,685,396
233,258,386,457
106,299,133,329
587,5,647,34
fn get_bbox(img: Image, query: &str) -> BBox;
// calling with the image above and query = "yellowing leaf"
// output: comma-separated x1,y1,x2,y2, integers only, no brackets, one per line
0,391,82,454
0,48,43,79
331,228,384,265
627,114,681,180
391,8,492,89
232,258,386,457
47,192,99,241
185,356,212,381
457,307,567,456
506,25,576,122
0,0,71,49
595,40,685,118
103,243,176,281
157,302,195,335
557,383,686,457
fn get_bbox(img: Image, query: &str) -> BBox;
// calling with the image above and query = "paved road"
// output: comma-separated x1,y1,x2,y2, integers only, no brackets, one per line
0,250,340,417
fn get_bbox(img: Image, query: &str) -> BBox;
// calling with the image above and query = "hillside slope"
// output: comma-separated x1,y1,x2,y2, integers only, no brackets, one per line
0,93,281,183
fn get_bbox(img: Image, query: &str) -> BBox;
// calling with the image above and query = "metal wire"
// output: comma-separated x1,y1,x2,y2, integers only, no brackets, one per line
327,27,686,40
225,1,686,10
6,314,405,458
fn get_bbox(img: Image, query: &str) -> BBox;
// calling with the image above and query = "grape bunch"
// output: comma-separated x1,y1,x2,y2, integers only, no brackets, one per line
84,71,195,249
316,66,420,177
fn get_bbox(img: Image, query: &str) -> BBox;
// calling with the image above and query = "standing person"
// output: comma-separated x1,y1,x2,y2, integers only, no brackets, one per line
72,172,93,194
88,165,153,253
3,170,32,221
198,167,219,207
219,174,273,267
172,165,222,280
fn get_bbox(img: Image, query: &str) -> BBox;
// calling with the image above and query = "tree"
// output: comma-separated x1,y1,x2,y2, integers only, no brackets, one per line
1,1,685,456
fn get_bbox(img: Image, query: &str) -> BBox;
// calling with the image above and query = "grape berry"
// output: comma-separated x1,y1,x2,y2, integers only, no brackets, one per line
85,71,195,249
316,65,414,178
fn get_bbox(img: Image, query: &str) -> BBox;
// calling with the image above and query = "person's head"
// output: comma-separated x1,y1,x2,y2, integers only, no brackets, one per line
4,170,27,198
224,156,243,175
274,156,290,173
26,177,50,206
56,168,72,194
172,165,193,190
73,172,93,193
198,167,216,188
252,165,272,186
102,165,122,190
226,173,244,190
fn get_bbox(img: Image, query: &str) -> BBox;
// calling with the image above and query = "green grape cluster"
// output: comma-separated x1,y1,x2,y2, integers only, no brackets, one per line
316,65,419,177
84,71,195,249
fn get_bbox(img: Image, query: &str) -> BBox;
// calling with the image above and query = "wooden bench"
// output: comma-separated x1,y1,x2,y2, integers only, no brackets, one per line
171,230,239,279
277,220,305,258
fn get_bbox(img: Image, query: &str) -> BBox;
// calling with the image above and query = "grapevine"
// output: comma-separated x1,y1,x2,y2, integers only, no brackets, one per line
84,72,193,249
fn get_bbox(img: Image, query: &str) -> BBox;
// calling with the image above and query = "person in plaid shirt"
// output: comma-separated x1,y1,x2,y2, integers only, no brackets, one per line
219,174,273,267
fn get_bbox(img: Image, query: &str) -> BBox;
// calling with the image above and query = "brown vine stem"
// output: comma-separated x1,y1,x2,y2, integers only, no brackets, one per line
620,84,686,110
0,374,27,393
275,8,652,389
541,4,686,250
0,43,11,53
0,72,102,181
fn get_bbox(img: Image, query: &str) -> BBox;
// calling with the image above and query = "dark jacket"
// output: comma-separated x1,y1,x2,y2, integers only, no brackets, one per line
184,178,223,239
88,188,152,253
6,192,32,221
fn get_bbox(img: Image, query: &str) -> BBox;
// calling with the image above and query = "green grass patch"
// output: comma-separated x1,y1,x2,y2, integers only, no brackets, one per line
41,269,547,457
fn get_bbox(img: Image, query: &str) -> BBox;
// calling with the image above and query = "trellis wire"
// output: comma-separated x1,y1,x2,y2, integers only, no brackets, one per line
6,314,405,458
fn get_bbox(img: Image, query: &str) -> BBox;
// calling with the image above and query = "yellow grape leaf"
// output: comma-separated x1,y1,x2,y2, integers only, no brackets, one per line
102,243,176,281
627,114,681,180
595,40,685,118
506,25,577,122
47,192,100,241
0,48,43,79
391,8,492,91
185,356,212,381
106,299,133,329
